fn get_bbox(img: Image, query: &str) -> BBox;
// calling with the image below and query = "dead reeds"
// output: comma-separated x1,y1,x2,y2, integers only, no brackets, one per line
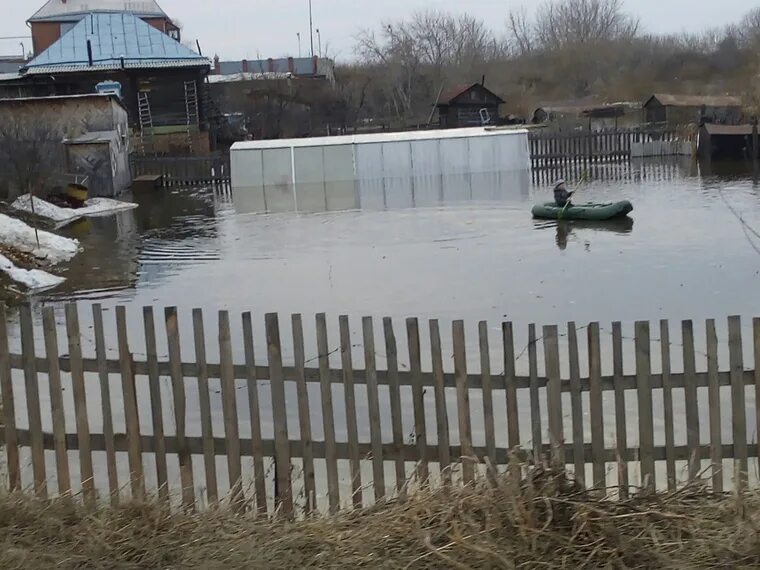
0,464,758,569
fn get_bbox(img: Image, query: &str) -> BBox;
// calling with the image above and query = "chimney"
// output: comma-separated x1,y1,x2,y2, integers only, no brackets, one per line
267,58,274,72
241,59,249,73
287,57,294,74
213,55,220,75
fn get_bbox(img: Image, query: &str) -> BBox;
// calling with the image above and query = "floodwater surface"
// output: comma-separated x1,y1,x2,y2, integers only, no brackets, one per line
6,157,760,501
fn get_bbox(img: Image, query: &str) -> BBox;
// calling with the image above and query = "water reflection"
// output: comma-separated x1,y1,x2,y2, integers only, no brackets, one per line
232,170,532,214
536,218,635,251
45,187,226,301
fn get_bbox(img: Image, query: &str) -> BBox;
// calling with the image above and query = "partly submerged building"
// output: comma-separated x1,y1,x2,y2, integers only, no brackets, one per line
230,127,530,213
2,12,211,154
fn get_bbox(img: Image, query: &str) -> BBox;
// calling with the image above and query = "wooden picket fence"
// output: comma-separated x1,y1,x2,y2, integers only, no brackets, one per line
529,128,686,170
130,154,231,188
1,303,759,517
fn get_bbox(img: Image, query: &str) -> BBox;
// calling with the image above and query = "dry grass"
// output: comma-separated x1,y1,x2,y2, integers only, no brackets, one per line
1,465,759,569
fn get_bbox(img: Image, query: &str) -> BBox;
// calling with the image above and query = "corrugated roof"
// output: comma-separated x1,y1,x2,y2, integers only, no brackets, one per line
29,0,166,22
207,72,292,84
24,12,208,75
648,93,743,108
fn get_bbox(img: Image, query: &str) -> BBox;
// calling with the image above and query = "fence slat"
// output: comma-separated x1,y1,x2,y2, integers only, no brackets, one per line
339,315,362,508
116,306,143,501
242,313,267,515
407,318,429,484
363,317,385,501
382,317,406,494
529,324,542,461
67,304,98,502
755,318,760,489
588,323,605,488
42,307,70,496
292,314,316,514
682,320,700,480
635,321,655,493
430,320,451,485
0,305,20,492
20,305,46,498
503,323,520,450
543,325,564,467
317,313,340,513
266,313,293,516
453,320,475,483
567,322,585,487
707,319,723,491
729,315,748,490
94,305,119,504
165,307,194,509
219,311,243,509
660,320,676,491
479,321,496,471
612,321,629,499
191,309,217,506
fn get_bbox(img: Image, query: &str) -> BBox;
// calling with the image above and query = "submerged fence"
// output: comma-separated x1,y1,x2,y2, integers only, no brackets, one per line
130,154,231,188
1,303,759,517
529,128,690,170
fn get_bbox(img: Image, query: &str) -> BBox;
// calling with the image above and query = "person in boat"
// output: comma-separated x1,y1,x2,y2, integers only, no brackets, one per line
553,179,573,207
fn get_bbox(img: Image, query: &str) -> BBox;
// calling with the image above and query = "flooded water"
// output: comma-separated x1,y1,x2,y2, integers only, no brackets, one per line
29,157,760,335
7,156,760,502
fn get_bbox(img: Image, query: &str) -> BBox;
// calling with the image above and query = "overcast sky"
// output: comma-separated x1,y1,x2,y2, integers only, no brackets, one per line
0,0,758,60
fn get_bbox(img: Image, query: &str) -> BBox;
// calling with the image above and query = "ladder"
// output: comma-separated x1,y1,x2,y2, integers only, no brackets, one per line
184,80,200,154
137,91,154,155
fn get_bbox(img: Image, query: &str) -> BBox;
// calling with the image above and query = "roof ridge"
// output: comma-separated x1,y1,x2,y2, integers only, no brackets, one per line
24,11,208,74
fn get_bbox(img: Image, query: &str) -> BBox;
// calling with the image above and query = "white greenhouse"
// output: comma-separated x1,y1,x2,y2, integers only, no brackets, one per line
230,127,531,213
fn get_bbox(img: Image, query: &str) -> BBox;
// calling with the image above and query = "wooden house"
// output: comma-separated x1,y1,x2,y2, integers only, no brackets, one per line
436,83,504,129
13,12,210,155
28,0,180,56
643,94,743,126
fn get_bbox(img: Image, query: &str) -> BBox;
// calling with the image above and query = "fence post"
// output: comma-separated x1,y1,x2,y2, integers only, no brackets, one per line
292,314,317,515
612,322,628,498
265,313,293,517
362,317,386,501
20,305,46,499
407,318,429,484
588,323,605,489
635,321,655,493
729,316,748,491
430,320,451,486
453,321,475,483
567,322,584,487
543,325,564,468
706,319,723,492
0,305,20,493
339,315,362,508
165,307,194,510
660,320,676,492
191,308,217,507
317,313,340,512
219,311,244,510
242,313,268,515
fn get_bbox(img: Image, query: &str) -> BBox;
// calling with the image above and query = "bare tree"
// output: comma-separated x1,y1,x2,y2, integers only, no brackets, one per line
533,0,639,50
507,6,535,56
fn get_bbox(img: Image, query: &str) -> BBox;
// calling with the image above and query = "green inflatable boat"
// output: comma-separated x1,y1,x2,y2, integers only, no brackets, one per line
532,200,633,221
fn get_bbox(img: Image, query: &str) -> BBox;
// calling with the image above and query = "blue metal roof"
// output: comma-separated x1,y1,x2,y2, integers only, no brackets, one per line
24,12,208,75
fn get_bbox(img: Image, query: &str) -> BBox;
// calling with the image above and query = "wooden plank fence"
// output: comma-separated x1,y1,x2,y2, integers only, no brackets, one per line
130,154,231,188
529,128,686,171
1,303,760,517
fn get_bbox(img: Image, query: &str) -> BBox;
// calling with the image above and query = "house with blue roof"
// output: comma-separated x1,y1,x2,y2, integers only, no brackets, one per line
28,0,179,56
3,11,211,155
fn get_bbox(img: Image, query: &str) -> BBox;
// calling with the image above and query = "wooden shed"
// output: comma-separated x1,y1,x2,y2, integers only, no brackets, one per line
644,94,743,127
436,83,504,129
697,123,756,160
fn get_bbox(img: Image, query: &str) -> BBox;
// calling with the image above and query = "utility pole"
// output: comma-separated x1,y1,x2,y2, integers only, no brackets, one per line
297,32,301,58
316,29,322,58
309,0,315,58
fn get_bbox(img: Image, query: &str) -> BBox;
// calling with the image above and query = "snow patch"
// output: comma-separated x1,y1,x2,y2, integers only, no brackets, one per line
0,213,80,265
12,195,138,226
0,254,65,291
